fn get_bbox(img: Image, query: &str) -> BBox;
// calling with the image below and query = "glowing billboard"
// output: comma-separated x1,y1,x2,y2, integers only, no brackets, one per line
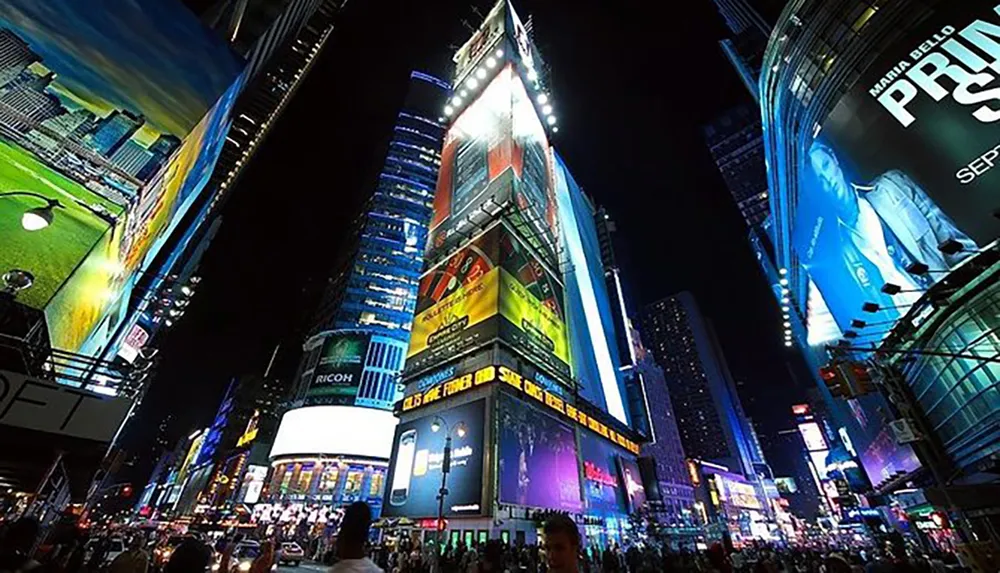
306,331,371,403
407,222,569,376
793,2,1000,341
428,64,558,266
383,399,486,518
0,0,242,354
497,392,582,512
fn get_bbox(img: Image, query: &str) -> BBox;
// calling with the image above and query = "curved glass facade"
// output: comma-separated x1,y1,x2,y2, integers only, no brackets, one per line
761,0,1000,487
900,267,1000,472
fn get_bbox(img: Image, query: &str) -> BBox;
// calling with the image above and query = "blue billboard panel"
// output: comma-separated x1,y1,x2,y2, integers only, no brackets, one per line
383,399,486,518
579,430,625,515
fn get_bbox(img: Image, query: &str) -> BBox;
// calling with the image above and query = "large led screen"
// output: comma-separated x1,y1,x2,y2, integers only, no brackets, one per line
498,228,570,377
616,455,647,514
0,0,242,354
407,222,569,377
306,331,371,403
794,1,1000,342
428,64,557,266
407,229,501,373
860,425,922,488
382,399,486,518
497,392,582,512
579,430,625,515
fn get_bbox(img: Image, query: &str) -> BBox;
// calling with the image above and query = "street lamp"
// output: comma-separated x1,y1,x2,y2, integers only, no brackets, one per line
429,416,467,548
1,269,34,297
0,191,63,231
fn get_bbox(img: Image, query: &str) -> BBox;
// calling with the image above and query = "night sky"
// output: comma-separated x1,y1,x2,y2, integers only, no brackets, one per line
126,0,809,452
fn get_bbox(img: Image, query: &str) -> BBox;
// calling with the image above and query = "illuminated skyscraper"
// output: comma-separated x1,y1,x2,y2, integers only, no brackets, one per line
383,0,649,545
85,109,145,156
641,292,757,477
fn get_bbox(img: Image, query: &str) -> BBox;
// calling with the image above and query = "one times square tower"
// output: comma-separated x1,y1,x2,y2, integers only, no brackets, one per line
383,0,648,545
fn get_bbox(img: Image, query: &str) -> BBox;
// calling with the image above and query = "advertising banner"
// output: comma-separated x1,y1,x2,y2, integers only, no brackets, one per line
579,430,625,515
795,1,1000,341
616,455,647,514
383,399,486,518
428,65,557,266
498,228,570,376
0,0,243,354
239,465,270,505
306,331,371,401
497,392,582,512
860,425,922,487
407,229,501,372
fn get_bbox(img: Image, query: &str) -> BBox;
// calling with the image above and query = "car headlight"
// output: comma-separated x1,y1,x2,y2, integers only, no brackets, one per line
238,561,252,572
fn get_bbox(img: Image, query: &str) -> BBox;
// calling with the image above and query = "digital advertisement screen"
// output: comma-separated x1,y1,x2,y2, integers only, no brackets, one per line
306,331,371,402
407,229,501,372
797,422,828,452
860,425,922,487
498,228,570,376
0,0,242,355
497,392,582,512
579,430,626,515
428,65,557,266
616,455,647,513
382,399,486,518
793,1,1000,344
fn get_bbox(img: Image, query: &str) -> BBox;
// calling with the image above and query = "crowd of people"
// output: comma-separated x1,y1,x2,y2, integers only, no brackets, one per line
0,505,978,573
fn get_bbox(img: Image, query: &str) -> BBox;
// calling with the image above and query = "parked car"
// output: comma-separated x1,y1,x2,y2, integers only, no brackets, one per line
278,542,304,567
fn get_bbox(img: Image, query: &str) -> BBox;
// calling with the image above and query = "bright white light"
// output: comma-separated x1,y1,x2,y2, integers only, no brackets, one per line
783,321,791,327
542,104,553,115
21,211,50,231
552,126,559,133
555,165,627,424
780,268,788,275
459,89,468,98
782,297,790,303
779,278,789,286
486,56,497,68
785,341,793,347
444,105,454,116
547,115,557,125
476,67,487,79
270,406,399,459
465,77,478,89
537,93,549,105
451,96,462,106
180,285,193,296
495,48,504,57
527,69,538,82
782,306,790,312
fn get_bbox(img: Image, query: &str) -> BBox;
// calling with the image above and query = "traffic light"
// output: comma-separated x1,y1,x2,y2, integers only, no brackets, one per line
845,361,876,395
820,363,853,399
120,484,133,497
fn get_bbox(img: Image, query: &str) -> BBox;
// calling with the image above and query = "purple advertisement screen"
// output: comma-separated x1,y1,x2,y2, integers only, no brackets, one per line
497,392,582,512
860,426,921,487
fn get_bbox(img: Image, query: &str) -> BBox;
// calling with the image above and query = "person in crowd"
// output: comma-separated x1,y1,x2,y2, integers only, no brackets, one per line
0,518,40,573
329,502,381,573
250,540,275,573
107,537,149,573
542,514,581,573
164,539,211,573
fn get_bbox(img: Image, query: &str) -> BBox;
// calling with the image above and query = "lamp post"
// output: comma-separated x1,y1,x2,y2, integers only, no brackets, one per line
0,191,63,231
429,416,466,556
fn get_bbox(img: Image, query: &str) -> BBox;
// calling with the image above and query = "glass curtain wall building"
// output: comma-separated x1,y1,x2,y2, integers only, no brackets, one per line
264,72,448,528
760,0,1000,544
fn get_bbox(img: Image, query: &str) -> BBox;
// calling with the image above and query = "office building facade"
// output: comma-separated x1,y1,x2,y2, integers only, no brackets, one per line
260,71,448,527
641,292,757,477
